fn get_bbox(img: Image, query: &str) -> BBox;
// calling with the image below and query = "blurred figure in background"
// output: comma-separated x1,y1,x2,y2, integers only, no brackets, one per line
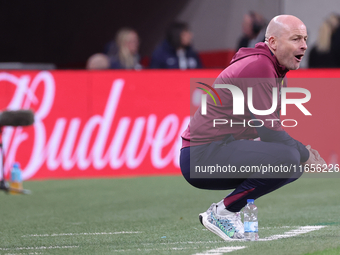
86,53,110,70
150,22,202,69
309,13,340,68
105,28,142,70
333,17,340,67
236,11,267,51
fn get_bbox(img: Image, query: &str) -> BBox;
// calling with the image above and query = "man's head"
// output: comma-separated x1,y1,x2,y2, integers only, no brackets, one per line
242,12,266,39
265,15,307,70
116,28,140,55
167,22,193,49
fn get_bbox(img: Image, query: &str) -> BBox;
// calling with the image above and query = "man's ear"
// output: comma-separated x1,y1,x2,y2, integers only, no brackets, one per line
267,36,277,51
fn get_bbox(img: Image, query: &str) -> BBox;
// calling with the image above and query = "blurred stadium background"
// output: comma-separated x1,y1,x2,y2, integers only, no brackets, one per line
1,0,340,69
0,1,340,255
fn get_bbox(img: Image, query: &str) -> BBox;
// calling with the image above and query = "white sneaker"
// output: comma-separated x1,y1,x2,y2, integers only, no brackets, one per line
199,203,244,241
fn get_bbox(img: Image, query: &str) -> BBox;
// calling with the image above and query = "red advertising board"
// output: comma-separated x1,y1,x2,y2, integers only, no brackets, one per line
0,69,339,180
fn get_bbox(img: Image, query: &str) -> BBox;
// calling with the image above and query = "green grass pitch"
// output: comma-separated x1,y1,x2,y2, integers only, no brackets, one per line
0,175,340,255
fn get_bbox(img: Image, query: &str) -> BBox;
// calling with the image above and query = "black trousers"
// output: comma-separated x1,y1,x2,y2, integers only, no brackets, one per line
179,136,303,212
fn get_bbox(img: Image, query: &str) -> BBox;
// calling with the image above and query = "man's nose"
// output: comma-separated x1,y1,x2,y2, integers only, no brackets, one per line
301,40,307,50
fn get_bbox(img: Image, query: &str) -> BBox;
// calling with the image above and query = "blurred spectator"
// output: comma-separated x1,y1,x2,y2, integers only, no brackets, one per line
105,28,142,70
150,22,202,69
86,53,110,70
309,13,340,68
236,11,266,51
332,20,340,67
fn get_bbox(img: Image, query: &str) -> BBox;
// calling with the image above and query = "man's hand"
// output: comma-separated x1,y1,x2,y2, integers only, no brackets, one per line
303,145,327,167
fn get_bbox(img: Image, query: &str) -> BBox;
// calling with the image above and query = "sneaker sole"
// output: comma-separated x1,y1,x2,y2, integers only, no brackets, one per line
199,212,234,241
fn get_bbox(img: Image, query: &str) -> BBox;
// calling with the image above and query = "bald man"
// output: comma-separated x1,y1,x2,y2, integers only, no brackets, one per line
180,15,327,241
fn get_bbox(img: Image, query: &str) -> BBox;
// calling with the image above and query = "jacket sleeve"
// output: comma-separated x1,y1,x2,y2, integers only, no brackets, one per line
248,81,309,163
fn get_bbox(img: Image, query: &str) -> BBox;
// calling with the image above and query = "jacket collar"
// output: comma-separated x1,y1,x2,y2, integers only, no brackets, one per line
264,43,289,78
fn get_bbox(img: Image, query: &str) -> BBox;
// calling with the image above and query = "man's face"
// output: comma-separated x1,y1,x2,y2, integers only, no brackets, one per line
181,30,193,47
275,24,308,70
126,32,139,54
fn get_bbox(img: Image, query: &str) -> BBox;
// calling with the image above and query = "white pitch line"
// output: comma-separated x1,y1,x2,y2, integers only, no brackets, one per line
22,231,141,237
193,246,246,255
191,225,326,255
0,246,79,251
196,225,326,242
258,226,325,241
113,247,200,252
259,226,298,229
141,226,326,247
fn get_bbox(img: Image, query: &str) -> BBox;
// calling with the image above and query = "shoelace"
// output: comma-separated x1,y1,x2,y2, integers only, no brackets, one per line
208,204,242,234
218,218,235,232
210,211,236,232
